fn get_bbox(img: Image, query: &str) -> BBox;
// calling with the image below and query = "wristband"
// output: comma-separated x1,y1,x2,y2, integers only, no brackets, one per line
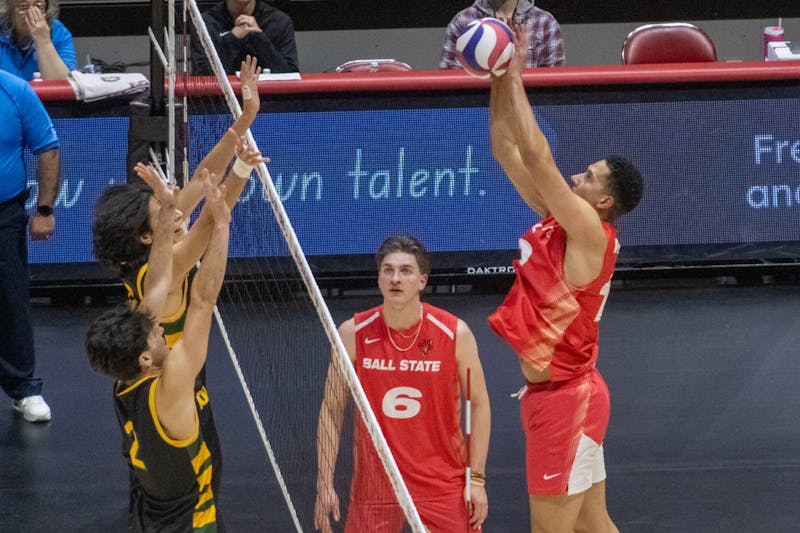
470,472,486,487
232,157,254,179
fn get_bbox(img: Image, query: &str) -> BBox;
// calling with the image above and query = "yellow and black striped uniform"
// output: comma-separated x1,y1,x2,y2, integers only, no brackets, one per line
121,260,193,348
114,375,223,532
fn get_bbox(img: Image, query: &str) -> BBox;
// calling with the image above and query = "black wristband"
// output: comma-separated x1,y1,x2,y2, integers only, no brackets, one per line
37,205,53,216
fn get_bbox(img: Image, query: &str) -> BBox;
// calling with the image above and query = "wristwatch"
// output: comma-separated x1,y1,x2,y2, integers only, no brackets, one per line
37,205,53,217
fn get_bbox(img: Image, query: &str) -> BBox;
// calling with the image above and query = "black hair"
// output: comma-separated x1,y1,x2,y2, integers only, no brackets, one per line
604,154,644,220
85,305,154,381
92,183,153,268
375,235,431,275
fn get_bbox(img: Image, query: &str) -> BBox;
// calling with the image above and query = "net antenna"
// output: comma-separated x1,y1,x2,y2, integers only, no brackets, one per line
184,1,426,531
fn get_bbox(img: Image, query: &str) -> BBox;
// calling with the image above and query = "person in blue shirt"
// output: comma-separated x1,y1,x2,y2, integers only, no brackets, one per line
0,0,76,80
0,69,59,422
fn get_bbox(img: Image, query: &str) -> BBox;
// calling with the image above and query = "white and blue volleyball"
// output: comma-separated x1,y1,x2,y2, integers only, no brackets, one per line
455,17,515,79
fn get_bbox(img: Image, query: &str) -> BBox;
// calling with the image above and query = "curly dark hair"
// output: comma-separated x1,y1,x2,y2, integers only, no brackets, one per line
375,235,430,275
85,305,154,381
92,183,153,268
604,155,644,221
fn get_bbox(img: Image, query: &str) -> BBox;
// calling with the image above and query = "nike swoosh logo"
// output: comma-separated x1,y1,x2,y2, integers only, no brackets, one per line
543,473,561,480
364,338,381,344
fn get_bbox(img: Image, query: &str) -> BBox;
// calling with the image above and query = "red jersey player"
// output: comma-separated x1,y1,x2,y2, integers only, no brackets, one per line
315,235,491,533
488,24,644,533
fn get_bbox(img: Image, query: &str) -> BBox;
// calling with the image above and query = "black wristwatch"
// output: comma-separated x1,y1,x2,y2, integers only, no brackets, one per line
37,205,53,217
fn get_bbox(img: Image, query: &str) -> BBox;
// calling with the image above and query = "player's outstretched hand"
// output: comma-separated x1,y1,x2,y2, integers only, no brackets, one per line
200,168,230,225
134,162,177,210
506,23,530,78
313,485,340,533
240,55,262,117
234,136,270,169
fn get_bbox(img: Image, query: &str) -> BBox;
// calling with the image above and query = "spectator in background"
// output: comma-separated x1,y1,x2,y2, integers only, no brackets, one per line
190,0,298,75
440,0,564,70
0,0,76,80
0,69,59,423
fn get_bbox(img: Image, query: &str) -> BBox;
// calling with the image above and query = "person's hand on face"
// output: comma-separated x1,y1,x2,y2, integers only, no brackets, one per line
20,3,51,44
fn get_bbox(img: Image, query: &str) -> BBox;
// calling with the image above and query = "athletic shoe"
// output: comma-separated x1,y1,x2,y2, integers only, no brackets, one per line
12,395,51,423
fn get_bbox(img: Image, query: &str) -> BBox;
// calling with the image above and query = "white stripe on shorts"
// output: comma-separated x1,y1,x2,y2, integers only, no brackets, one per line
567,433,607,496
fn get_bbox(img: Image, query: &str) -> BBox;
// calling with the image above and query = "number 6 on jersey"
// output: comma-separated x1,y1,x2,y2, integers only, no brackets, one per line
382,386,422,419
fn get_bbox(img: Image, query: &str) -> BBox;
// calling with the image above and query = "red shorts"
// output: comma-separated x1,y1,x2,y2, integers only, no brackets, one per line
345,491,479,533
520,368,610,496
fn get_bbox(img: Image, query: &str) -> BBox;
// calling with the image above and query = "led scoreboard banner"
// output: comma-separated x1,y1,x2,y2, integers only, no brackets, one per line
26,62,800,285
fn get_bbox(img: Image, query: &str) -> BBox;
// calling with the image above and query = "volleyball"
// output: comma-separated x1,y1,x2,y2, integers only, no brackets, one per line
455,17,515,79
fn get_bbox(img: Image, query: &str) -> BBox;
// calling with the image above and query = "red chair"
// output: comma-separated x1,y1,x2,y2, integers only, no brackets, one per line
621,23,717,64
335,59,413,73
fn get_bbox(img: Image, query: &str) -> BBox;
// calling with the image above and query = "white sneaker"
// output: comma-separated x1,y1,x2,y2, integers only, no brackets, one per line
12,395,51,422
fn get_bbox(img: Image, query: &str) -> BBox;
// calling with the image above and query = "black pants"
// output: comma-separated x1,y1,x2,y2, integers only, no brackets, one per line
0,193,41,400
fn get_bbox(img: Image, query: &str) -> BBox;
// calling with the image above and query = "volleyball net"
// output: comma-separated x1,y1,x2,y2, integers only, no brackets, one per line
173,1,425,530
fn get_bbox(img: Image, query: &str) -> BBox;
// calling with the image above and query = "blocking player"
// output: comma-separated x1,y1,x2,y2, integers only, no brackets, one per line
92,54,265,346
86,169,231,531
314,235,491,533
488,24,643,532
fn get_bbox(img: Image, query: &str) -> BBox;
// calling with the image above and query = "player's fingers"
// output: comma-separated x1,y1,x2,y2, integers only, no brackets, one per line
474,502,488,527
133,161,150,175
313,506,332,533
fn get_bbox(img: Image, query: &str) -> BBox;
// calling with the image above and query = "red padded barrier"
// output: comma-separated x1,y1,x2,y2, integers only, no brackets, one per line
31,62,800,102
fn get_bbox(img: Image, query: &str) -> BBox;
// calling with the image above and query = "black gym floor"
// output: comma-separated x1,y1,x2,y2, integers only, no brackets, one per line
2,283,798,532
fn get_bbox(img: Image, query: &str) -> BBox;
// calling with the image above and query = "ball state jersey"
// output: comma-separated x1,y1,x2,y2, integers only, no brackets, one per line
489,214,619,381
352,303,466,504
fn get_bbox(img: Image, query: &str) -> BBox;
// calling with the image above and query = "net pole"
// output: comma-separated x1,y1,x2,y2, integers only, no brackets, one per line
166,0,175,184
180,1,189,186
149,0,165,115
185,1,426,530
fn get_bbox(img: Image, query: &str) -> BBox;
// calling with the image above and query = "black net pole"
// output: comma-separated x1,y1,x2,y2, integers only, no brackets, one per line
127,0,184,185
150,0,165,115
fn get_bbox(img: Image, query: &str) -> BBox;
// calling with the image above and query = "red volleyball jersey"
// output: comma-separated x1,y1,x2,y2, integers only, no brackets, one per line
489,214,619,381
351,303,466,504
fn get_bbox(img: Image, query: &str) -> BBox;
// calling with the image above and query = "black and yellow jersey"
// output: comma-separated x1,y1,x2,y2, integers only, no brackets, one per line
114,375,223,532
121,260,194,348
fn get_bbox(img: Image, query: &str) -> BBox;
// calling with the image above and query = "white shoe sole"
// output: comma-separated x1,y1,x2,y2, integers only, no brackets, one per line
12,404,51,423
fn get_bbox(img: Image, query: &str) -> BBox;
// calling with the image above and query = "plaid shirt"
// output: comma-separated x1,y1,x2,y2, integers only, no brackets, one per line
439,5,565,69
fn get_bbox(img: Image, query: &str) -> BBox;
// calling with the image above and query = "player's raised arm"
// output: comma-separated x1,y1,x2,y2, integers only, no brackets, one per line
502,25,607,247
172,138,268,281
314,320,356,533
455,319,491,530
174,55,263,219
133,163,180,315
490,68,547,216
155,170,230,441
